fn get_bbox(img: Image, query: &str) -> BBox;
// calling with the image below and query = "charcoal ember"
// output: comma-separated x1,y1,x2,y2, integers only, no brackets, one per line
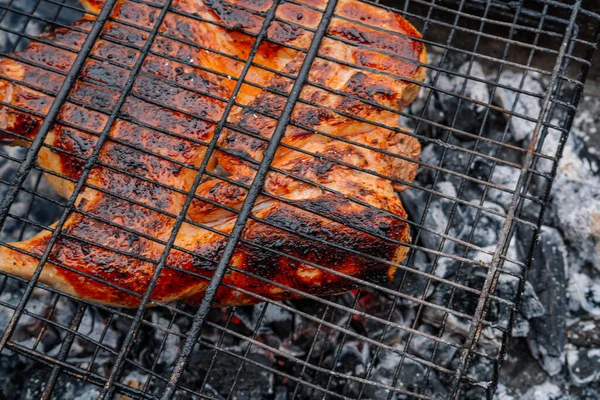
339,341,368,372
493,277,544,339
433,257,460,280
516,281,545,320
572,98,600,170
73,307,119,357
549,177,600,271
471,158,493,181
426,61,492,139
540,126,600,271
0,350,22,397
465,356,495,391
456,203,518,276
420,306,469,344
494,71,546,142
426,268,486,316
489,165,520,210
273,385,288,400
519,381,564,400
493,383,515,399
256,303,293,338
150,313,181,366
184,349,273,399
0,149,62,242
423,278,502,358
512,313,530,338
407,330,459,369
568,319,600,347
469,201,505,249
414,144,469,189
6,364,99,400
0,281,22,337
0,0,83,52
400,179,471,261
522,227,567,376
566,345,600,386
10,289,62,351
567,273,600,317
364,353,447,400
390,251,434,301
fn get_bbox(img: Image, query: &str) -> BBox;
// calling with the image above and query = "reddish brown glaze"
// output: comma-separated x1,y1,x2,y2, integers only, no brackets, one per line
0,0,426,308
276,3,322,29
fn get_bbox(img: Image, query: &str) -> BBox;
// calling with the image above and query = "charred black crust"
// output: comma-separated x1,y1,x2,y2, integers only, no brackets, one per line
102,22,149,47
71,82,118,110
329,21,422,58
237,201,401,293
293,106,334,126
346,72,395,100
82,60,129,88
201,0,262,32
114,1,158,29
258,201,401,258
268,22,302,43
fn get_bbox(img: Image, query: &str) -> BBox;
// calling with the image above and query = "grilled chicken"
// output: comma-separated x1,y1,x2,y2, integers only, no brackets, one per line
0,0,426,307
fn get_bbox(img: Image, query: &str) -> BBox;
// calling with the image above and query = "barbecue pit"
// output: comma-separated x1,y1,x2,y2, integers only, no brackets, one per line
0,0,599,399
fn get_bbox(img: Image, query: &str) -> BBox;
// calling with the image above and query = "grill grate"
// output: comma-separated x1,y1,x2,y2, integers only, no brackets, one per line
0,0,598,399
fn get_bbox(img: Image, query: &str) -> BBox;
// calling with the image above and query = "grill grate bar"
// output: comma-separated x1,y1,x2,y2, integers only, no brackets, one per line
450,0,583,396
40,304,87,399
0,0,598,398
160,1,346,395
482,12,600,398
0,19,576,165
99,1,284,396
4,341,157,400
389,0,502,395
416,0,546,389
0,4,90,34
0,273,450,400
0,0,119,352
356,0,469,396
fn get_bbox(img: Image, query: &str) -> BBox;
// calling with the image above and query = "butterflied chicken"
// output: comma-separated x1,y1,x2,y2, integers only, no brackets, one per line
0,0,426,307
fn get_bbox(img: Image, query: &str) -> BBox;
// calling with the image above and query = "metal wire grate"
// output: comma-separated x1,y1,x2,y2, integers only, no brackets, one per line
0,0,598,399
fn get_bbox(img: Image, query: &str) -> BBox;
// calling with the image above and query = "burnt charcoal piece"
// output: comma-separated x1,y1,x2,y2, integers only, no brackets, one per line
494,70,546,143
568,319,600,347
183,350,274,399
526,227,568,376
567,346,600,386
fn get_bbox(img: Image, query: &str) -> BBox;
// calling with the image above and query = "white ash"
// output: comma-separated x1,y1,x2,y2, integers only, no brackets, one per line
494,70,546,142
520,381,565,400
436,61,491,113
566,345,600,386
488,165,520,210
542,123,600,271
0,38,596,399
567,273,600,317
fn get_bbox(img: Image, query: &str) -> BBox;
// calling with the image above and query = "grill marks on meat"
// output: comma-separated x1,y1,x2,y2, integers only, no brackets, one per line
0,0,426,307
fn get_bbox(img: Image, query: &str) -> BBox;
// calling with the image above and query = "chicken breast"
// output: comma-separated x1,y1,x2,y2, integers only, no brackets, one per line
0,0,426,307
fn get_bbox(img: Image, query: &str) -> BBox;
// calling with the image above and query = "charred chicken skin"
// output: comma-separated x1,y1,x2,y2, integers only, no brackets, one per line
0,0,426,307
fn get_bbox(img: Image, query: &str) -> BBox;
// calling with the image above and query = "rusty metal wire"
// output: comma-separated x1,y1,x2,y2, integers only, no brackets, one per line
0,0,598,399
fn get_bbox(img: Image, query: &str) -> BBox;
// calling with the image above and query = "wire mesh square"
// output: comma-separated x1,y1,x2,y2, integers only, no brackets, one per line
0,0,598,399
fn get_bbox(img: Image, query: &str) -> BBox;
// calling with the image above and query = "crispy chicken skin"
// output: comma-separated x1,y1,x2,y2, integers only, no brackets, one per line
0,0,426,307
